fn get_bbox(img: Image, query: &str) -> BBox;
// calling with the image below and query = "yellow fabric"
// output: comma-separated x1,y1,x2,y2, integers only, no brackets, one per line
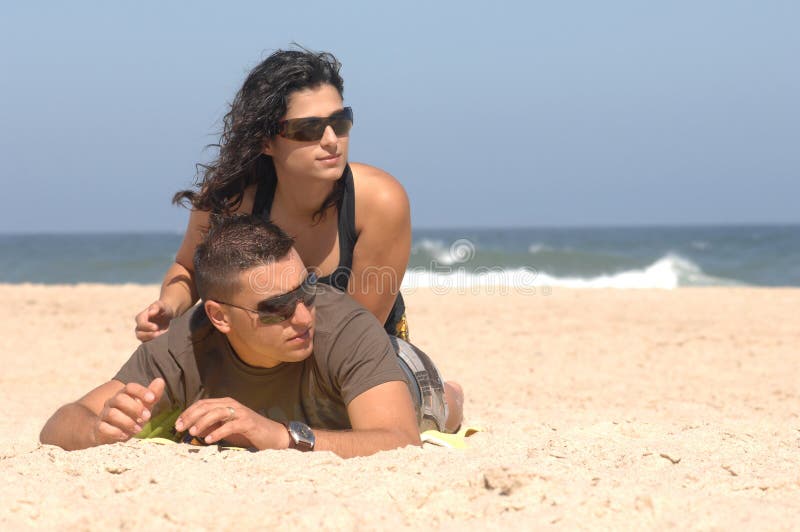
395,313,410,341
420,426,483,449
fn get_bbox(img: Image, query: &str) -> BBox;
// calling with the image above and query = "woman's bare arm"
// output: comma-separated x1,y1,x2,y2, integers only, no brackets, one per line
134,209,210,341
348,164,412,325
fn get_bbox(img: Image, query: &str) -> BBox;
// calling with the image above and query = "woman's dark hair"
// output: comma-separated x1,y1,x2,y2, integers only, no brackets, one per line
173,47,345,222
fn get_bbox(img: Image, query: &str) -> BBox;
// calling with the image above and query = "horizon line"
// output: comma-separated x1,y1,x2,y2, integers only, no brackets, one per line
2,220,800,236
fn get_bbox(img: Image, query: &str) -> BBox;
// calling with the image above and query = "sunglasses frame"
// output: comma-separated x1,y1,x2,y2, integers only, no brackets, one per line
275,107,353,141
213,273,318,324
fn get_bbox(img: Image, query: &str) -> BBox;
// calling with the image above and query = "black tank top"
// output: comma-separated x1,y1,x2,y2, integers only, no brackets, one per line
252,161,406,336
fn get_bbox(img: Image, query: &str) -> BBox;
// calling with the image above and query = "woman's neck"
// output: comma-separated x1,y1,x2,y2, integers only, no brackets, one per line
273,177,336,221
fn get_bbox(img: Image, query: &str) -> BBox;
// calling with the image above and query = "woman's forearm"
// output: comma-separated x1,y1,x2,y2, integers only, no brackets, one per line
159,261,199,316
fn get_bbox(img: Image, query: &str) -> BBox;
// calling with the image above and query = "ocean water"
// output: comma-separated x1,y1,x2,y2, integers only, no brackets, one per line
0,225,798,288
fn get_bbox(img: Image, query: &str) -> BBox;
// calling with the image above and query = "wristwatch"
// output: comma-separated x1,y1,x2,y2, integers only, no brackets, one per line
286,421,315,452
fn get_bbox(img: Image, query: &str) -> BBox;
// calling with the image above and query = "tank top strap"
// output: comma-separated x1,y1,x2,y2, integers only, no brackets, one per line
336,164,357,272
315,164,355,292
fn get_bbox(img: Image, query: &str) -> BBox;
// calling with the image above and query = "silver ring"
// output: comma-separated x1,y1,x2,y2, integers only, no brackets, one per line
226,406,235,420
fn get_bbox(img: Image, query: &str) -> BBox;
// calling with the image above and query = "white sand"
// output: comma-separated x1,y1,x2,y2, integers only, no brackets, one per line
1,284,798,529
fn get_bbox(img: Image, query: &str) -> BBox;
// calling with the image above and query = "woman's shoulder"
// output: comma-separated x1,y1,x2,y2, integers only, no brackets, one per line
349,162,409,230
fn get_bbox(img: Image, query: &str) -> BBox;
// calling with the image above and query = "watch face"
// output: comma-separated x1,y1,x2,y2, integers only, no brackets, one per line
289,421,315,450
296,424,313,440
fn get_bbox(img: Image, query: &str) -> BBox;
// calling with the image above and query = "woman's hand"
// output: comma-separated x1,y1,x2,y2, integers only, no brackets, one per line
134,300,175,342
133,208,214,341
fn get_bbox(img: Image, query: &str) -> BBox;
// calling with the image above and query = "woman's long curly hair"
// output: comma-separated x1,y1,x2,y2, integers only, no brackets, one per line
173,48,346,222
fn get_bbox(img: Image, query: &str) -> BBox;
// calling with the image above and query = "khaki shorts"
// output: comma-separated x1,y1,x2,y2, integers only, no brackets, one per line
391,337,448,433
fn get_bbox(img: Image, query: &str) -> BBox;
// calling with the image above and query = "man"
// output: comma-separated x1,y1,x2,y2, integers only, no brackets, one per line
40,215,463,457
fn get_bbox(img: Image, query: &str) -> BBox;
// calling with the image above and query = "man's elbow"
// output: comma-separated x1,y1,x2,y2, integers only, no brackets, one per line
408,426,422,447
356,427,419,456
39,428,64,449
395,426,422,449
39,404,89,451
38,426,51,446
39,409,63,447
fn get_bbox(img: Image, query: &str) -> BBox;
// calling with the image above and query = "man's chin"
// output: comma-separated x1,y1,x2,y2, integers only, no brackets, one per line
285,336,313,360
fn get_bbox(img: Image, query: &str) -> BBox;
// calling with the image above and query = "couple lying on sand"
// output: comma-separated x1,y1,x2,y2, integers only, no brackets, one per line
41,47,464,457
40,215,465,457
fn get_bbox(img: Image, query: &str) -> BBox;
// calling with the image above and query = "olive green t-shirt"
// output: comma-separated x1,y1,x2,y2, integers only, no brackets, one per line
114,286,407,429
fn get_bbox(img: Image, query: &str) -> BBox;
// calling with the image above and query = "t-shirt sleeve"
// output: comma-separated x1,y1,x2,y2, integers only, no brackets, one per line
113,341,186,415
325,310,407,406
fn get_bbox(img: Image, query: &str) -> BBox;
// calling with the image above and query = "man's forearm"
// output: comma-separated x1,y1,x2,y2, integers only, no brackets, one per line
311,427,421,458
40,403,99,451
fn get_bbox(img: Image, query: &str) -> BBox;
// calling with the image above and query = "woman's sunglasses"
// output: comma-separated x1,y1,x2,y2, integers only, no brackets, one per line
214,273,318,324
275,107,353,141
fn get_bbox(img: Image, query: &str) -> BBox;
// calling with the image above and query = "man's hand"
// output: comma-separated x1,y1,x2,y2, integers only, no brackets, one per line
175,398,291,450
135,300,175,342
93,379,166,445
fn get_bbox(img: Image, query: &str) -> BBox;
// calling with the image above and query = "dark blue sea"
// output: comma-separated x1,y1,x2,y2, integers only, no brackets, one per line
1,225,798,288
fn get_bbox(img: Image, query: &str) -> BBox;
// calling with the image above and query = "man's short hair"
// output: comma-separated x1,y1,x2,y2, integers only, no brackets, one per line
193,214,295,301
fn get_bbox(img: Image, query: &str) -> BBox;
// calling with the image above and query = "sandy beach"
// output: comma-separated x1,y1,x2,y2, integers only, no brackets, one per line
1,284,798,529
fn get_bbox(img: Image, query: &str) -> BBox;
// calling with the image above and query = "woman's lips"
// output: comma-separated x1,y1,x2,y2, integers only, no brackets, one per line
317,154,341,165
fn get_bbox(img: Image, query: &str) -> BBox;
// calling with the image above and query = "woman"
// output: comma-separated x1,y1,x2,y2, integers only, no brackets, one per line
135,48,411,341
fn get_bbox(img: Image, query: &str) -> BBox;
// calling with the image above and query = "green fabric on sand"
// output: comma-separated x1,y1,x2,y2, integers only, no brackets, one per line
134,407,183,442
135,407,483,451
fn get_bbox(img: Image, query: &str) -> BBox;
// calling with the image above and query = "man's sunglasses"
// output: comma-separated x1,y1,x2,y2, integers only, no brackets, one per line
275,107,353,141
214,273,318,325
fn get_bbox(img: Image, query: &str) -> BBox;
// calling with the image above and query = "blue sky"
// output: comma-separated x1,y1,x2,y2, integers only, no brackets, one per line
1,1,797,232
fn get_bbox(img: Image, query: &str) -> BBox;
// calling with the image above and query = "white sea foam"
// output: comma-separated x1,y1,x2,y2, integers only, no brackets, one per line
401,253,739,291
412,238,474,266
527,243,549,254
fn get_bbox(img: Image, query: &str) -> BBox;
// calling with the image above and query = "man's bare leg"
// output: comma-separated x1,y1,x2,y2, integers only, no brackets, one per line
444,381,464,433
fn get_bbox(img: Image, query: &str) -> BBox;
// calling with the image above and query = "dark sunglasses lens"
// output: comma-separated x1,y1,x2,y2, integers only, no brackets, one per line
285,118,325,141
283,108,353,141
330,108,353,136
257,296,294,324
301,283,317,307
257,308,293,325
257,276,317,324
296,274,317,307
329,117,352,137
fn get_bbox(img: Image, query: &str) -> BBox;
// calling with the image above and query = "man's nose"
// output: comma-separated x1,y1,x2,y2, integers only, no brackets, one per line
291,300,314,326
